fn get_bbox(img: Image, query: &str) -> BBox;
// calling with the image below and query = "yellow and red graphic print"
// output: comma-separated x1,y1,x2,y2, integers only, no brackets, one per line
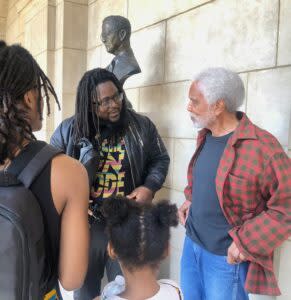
92,139,126,199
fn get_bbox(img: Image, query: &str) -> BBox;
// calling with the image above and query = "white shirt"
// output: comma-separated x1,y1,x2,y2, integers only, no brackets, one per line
101,276,183,300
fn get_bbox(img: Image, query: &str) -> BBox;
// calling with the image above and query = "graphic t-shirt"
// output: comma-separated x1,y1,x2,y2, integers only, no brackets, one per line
91,138,133,201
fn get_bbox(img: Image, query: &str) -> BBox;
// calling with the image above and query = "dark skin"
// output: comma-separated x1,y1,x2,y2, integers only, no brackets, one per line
95,81,154,203
179,81,246,265
0,87,90,290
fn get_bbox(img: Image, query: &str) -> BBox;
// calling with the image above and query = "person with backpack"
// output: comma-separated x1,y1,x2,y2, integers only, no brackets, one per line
0,41,89,300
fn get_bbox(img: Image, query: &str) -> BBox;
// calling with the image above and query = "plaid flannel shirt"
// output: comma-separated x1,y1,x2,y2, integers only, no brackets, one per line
184,112,291,296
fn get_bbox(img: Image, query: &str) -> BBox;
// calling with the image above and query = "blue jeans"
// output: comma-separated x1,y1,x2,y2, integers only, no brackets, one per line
180,236,249,300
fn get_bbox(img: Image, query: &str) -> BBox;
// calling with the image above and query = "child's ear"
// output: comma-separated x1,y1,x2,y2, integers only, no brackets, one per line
23,90,34,109
162,243,170,259
107,242,118,260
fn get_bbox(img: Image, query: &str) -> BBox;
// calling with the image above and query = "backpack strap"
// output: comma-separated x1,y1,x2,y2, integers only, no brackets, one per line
18,144,62,188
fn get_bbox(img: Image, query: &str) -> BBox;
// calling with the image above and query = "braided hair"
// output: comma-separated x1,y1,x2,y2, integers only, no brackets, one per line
102,196,178,270
73,67,127,145
0,41,60,164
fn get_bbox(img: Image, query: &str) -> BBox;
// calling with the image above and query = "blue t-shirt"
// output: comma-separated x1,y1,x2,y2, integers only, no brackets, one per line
186,131,233,255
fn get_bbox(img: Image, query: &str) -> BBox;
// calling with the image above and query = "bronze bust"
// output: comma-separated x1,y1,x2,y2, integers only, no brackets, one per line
101,15,141,87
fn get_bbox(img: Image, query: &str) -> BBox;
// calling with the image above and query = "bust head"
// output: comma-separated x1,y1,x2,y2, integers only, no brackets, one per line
101,15,131,55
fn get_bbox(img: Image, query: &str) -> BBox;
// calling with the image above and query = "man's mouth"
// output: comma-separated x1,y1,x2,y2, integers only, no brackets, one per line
190,113,197,122
109,111,120,118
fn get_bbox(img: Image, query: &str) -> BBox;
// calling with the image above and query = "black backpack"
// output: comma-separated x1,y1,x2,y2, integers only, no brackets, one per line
0,143,62,300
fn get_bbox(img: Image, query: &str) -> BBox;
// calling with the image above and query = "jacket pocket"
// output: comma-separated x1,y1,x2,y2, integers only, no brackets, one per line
227,173,258,213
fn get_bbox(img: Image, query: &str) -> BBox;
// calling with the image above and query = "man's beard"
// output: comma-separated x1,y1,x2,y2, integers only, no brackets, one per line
98,101,129,143
190,110,216,129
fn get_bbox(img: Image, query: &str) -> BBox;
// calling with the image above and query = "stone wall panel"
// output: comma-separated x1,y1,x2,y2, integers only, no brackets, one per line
60,93,76,119
166,0,279,82
276,241,291,300
55,1,63,49
0,0,8,17
63,1,87,50
128,0,211,31
124,22,166,88
6,19,18,43
247,67,291,147
139,81,194,138
87,45,101,69
24,6,47,55
62,48,86,94
48,4,55,50
0,17,6,39
278,0,291,66
124,88,139,111
161,137,174,188
173,138,196,192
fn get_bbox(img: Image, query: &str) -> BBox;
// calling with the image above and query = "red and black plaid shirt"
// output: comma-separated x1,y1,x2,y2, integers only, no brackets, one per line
184,113,291,296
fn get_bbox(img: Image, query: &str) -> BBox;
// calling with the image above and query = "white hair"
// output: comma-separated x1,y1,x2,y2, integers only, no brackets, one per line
194,68,245,112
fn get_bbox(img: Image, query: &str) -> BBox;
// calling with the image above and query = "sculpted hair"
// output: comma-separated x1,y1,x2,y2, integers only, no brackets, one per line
194,67,245,112
103,15,131,40
0,41,59,164
102,196,178,270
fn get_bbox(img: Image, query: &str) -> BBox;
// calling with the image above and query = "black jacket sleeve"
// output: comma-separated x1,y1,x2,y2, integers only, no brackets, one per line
50,122,66,151
142,118,170,192
50,117,75,155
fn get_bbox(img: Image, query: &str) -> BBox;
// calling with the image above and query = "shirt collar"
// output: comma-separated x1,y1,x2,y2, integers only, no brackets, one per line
197,112,257,145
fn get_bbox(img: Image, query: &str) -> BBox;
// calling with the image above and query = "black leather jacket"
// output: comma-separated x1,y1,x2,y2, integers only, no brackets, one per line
50,110,170,192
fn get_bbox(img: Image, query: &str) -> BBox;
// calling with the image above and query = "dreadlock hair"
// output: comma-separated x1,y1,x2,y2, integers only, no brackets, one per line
73,67,127,145
102,196,178,271
0,41,60,164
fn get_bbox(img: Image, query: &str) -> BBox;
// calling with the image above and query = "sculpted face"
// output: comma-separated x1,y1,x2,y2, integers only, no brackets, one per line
101,21,122,54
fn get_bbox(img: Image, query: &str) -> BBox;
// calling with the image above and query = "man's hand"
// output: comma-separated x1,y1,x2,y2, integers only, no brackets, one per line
178,200,191,226
227,241,246,264
127,186,154,204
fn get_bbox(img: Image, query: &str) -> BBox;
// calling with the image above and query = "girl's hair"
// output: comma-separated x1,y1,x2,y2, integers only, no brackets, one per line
0,40,59,164
102,196,178,270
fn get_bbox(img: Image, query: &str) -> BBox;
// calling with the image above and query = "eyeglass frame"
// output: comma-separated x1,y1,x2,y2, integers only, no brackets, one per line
93,91,124,108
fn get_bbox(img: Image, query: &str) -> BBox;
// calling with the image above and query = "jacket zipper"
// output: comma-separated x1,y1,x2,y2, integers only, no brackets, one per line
124,126,136,189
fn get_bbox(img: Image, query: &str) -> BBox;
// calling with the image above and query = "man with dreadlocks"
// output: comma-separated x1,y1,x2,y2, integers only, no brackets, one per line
0,41,89,299
50,67,170,300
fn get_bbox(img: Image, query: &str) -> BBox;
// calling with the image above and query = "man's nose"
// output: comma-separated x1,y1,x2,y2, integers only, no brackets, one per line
186,101,192,112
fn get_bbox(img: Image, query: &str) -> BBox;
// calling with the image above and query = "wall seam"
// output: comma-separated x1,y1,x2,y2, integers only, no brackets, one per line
129,0,215,34
275,0,281,66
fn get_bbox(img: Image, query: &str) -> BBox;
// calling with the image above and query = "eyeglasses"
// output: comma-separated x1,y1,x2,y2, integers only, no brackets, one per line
95,92,123,108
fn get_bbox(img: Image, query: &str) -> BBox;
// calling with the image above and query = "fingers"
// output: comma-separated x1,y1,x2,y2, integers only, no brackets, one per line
227,250,245,264
227,253,238,264
239,252,246,262
178,208,186,226
227,242,241,264
126,191,137,200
